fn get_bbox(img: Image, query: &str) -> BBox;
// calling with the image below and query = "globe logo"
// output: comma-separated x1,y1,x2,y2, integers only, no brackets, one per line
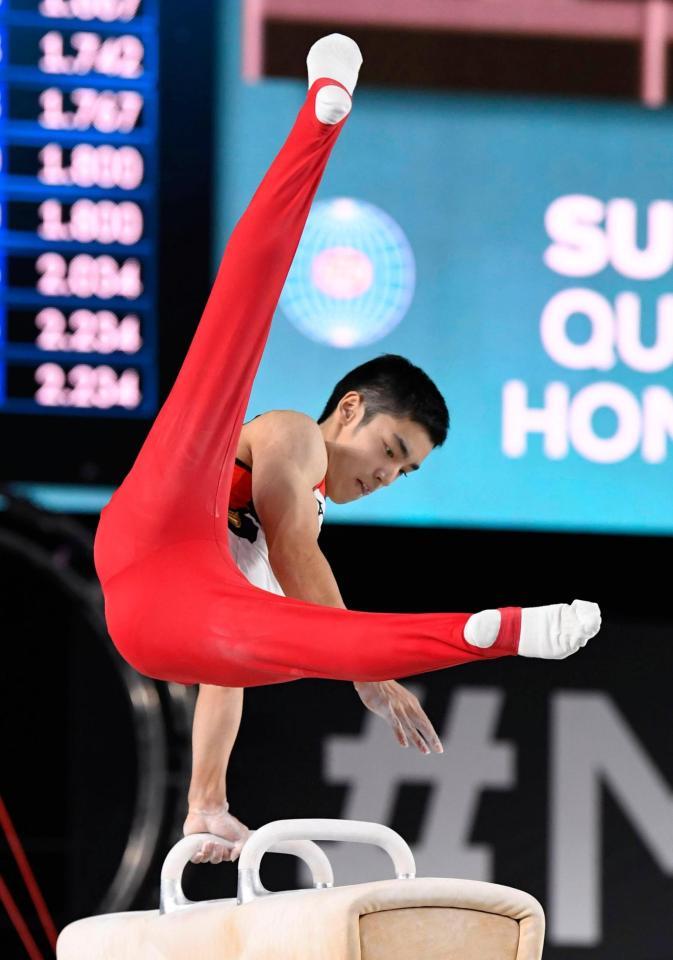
279,198,416,348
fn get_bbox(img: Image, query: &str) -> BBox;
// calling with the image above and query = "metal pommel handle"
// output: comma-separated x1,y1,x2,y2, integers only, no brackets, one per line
237,818,416,904
160,832,334,914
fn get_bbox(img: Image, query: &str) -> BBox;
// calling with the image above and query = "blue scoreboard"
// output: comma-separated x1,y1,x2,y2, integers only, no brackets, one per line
0,0,158,417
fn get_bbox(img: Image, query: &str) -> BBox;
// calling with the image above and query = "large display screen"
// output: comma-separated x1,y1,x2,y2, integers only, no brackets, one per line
216,17,673,536
0,0,158,418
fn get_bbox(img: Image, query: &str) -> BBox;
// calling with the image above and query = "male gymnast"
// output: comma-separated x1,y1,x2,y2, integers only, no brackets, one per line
93,34,602,866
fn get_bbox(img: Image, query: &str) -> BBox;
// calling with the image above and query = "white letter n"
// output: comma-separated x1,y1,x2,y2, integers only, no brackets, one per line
550,692,673,945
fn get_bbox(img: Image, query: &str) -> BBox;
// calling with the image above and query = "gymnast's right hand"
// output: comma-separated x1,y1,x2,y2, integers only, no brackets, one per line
183,804,251,864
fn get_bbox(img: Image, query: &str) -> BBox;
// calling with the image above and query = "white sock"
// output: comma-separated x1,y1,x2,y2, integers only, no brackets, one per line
518,599,601,659
464,609,501,648
307,34,362,95
307,34,362,124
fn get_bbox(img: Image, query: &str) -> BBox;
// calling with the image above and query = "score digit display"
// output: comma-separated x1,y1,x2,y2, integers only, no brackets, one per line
0,0,157,416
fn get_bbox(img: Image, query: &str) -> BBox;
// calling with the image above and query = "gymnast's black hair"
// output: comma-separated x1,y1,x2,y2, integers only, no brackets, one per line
317,354,450,447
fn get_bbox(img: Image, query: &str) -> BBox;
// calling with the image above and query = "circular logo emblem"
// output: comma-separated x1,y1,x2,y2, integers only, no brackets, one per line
280,198,416,348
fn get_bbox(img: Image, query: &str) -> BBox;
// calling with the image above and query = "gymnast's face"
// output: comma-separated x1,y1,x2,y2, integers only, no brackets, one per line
320,391,435,504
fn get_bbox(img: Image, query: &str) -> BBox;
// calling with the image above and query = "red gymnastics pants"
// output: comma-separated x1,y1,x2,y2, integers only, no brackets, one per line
93,78,521,688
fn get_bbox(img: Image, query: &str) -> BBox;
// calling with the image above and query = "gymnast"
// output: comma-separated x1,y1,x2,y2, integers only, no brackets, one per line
93,35,601,866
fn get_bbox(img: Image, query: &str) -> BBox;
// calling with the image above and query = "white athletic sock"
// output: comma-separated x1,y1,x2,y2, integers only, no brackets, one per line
518,599,601,659
307,34,362,124
307,33,362,95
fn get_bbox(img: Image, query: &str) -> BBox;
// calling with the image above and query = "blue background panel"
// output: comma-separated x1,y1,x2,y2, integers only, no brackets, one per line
215,13,673,536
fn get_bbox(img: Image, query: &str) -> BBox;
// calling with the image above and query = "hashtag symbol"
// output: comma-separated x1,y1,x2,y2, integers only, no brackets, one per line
302,685,515,886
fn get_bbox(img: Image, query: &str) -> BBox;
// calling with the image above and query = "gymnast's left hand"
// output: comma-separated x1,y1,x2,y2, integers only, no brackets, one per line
353,680,443,754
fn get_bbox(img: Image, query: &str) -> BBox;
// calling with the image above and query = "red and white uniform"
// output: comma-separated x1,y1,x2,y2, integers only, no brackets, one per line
228,458,326,595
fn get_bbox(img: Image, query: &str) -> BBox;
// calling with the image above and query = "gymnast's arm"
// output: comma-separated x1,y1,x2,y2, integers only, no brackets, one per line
253,413,443,755
185,413,436,862
183,412,342,864
249,410,346,607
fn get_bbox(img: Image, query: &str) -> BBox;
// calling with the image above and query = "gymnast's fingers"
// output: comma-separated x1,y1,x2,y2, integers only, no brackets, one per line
202,840,216,862
397,709,428,753
418,718,443,753
228,840,245,862
208,842,227,865
412,726,432,754
190,841,210,864
407,702,443,753
190,840,211,864
409,710,441,754
392,715,409,747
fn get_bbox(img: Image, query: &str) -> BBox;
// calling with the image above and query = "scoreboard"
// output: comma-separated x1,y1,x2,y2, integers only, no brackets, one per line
0,0,158,417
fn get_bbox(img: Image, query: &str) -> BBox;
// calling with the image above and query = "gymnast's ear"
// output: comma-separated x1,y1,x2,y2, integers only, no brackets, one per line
336,390,365,425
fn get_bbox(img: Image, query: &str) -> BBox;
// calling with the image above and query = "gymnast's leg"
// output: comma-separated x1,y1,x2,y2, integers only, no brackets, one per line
94,39,362,586
96,34,601,695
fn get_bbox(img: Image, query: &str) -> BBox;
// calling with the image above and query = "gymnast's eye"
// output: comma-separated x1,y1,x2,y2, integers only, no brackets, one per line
385,444,394,457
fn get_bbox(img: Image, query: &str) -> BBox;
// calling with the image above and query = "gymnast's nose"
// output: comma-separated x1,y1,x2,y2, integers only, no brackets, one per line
373,467,394,488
